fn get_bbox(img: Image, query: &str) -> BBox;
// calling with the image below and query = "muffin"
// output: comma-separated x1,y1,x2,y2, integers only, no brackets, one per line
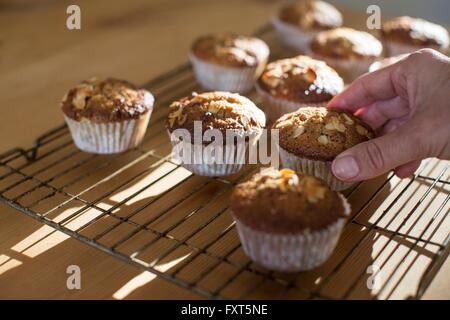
381,16,449,56
273,107,375,190
230,168,350,272
272,0,342,53
62,77,154,154
256,55,344,122
166,91,266,176
368,54,409,72
189,32,270,93
310,27,383,81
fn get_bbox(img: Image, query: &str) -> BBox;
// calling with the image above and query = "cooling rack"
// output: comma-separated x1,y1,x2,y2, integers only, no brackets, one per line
0,24,448,300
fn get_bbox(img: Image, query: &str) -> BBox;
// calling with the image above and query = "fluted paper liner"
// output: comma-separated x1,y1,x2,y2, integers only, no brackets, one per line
189,40,269,94
279,147,355,191
232,194,351,272
168,129,262,177
64,111,151,154
271,16,316,53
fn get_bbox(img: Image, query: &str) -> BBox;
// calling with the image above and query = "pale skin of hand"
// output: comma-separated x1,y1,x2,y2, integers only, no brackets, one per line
327,48,450,182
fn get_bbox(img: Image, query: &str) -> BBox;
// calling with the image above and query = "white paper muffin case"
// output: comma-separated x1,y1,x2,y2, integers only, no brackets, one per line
279,147,356,191
255,84,326,124
311,52,376,82
168,130,262,177
232,194,351,272
189,40,269,94
271,16,317,53
64,111,152,154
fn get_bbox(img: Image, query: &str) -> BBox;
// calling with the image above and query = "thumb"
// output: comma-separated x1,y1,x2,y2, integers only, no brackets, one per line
331,124,424,182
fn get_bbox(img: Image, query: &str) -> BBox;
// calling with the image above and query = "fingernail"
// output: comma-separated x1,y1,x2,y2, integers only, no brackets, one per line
333,156,360,180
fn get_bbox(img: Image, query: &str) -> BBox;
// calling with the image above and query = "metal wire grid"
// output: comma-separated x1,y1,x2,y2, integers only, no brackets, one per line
0,25,448,300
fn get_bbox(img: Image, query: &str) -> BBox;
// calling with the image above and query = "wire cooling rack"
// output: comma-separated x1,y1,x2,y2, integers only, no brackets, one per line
0,25,449,300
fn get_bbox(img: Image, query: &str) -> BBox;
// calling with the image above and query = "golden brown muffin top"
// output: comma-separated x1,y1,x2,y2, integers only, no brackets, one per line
230,168,347,233
191,32,269,68
381,16,449,49
279,0,342,30
257,55,344,103
61,77,154,123
166,91,265,140
273,107,375,161
311,27,383,59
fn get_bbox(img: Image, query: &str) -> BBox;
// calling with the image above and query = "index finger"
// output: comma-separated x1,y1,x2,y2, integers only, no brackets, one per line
327,60,404,112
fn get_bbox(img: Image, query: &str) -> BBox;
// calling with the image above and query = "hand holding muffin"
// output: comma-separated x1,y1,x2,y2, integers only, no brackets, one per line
273,106,374,190
328,49,450,182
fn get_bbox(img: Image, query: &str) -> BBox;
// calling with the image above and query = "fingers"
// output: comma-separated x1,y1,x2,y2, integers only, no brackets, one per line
394,160,422,178
327,62,404,112
331,123,424,182
355,96,410,130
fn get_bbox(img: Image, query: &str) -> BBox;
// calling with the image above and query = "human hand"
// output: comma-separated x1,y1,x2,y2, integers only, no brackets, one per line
327,49,450,182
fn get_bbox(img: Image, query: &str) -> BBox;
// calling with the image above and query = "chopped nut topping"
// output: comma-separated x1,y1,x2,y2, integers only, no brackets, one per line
292,125,305,138
356,124,368,136
341,113,354,125
324,116,346,132
300,176,327,203
168,106,186,128
263,76,282,88
290,67,303,75
280,168,295,177
318,135,329,145
72,91,87,109
301,67,317,83
275,119,292,128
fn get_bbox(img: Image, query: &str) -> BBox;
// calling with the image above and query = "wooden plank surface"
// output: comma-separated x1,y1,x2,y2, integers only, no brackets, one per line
0,0,449,299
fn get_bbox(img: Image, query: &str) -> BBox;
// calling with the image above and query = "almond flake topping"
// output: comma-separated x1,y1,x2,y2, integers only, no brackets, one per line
318,135,329,145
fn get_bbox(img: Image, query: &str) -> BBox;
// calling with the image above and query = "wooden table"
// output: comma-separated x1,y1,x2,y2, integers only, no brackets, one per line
0,0,448,299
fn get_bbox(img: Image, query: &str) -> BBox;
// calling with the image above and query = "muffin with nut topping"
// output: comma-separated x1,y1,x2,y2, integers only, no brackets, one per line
381,16,449,56
62,77,154,154
166,91,265,176
272,0,342,53
256,55,344,122
273,107,375,190
190,32,269,93
230,168,350,272
310,27,382,81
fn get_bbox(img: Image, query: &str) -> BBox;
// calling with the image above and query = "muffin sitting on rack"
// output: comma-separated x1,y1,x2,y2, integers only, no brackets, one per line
166,91,266,177
189,32,269,93
381,16,449,56
272,0,343,53
230,168,350,272
273,106,375,190
310,27,383,81
62,77,154,154
256,55,344,122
